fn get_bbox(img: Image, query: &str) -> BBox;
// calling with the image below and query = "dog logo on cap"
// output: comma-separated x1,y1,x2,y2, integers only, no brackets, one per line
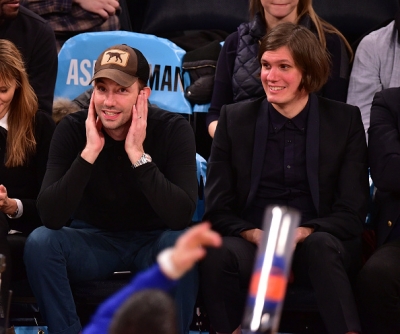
100,48,130,67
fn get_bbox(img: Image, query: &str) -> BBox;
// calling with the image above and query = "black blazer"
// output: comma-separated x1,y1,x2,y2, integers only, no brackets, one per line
368,87,400,246
204,94,369,241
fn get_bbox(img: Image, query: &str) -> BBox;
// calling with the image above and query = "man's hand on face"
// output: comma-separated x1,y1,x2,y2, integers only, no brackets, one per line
125,89,148,164
81,90,105,164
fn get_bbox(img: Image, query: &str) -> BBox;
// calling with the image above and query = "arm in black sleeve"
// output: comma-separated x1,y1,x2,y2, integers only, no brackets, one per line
204,105,257,236
318,33,350,103
37,115,91,229
19,112,56,229
133,117,197,230
368,88,400,192
306,104,369,240
206,32,238,128
28,19,58,114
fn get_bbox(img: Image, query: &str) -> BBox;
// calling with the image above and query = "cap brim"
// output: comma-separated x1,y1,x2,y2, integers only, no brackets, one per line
90,68,138,87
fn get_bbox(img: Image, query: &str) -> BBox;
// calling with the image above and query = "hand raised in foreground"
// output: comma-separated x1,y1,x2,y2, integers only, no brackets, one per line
158,222,222,279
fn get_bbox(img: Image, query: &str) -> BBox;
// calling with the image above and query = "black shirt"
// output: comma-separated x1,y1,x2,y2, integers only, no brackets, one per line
246,99,318,228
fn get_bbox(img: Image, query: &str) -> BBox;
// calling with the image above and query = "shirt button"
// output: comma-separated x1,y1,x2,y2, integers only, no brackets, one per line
388,220,393,227
287,139,292,143
287,165,291,169
117,156,122,160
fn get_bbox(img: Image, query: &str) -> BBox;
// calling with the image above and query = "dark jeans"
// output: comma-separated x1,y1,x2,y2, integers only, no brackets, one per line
200,232,361,334
24,221,198,334
356,238,400,334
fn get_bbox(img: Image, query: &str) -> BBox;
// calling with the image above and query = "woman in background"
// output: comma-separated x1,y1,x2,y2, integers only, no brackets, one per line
0,39,55,328
206,0,353,138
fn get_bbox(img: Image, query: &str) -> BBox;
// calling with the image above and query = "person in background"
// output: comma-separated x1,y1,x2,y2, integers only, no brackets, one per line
200,23,368,334
21,0,120,51
346,7,400,137
356,86,400,334
0,38,55,331
0,0,58,115
206,0,353,138
83,222,222,334
24,43,198,334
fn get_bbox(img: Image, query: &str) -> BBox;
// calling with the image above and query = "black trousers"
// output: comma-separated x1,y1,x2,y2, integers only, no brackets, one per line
200,232,361,334
356,238,400,334
0,214,11,319
0,214,29,322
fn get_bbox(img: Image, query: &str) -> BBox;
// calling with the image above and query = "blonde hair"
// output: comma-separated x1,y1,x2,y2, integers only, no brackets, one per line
249,0,353,60
0,39,37,167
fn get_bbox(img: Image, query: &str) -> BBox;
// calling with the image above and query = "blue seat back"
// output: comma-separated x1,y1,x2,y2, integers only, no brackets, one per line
56,31,192,114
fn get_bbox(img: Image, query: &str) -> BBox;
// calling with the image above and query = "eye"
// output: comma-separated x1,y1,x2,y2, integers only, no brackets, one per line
96,85,106,92
261,63,271,69
119,87,127,93
280,64,290,70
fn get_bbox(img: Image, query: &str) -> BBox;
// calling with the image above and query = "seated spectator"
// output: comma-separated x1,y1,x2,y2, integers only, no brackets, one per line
206,0,353,138
24,43,198,334
21,0,120,51
200,23,369,334
83,222,222,334
0,0,58,115
347,8,400,137
356,87,400,334
0,38,55,331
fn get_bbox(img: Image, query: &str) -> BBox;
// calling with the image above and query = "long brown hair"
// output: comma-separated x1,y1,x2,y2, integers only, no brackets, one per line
0,39,37,167
249,0,353,60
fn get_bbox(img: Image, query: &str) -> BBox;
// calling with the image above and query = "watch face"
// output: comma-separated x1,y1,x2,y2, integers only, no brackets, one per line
144,153,152,162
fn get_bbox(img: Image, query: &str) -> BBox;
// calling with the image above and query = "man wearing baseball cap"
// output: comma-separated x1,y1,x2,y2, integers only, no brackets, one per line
24,44,198,334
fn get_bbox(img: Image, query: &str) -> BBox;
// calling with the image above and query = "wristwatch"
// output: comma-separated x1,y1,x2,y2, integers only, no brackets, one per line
132,153,152,168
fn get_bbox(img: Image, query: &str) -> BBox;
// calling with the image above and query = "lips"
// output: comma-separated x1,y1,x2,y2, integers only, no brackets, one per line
102,109,121,120
269,86,285,91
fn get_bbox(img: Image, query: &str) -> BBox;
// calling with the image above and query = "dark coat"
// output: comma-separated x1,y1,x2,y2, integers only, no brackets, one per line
368,87,400,246
204,94,369,240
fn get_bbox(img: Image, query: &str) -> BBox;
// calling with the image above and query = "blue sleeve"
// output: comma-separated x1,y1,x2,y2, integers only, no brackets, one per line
82,264,178,334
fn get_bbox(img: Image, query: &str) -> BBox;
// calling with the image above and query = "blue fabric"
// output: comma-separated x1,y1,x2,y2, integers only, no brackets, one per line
83,264,177,334
193,153,207,222
56,31,192,114
24,221,198,334
14,327,48,334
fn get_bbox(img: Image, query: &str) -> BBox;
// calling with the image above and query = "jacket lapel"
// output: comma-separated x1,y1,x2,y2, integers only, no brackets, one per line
245,100,269,208
306,94,320,213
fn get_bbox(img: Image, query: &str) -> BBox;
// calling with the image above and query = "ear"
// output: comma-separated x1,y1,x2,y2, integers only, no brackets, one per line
141,86,151,99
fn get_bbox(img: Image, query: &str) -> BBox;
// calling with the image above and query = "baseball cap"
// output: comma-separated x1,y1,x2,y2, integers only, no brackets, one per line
90,44,150,87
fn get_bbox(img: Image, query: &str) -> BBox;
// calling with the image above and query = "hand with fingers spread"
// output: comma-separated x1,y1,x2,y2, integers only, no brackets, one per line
73,0,120,20
0,184,17,216
125,90,148,164
81,90,105,164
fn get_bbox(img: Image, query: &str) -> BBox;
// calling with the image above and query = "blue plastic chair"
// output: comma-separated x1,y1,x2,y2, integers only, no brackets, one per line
56,31,193,115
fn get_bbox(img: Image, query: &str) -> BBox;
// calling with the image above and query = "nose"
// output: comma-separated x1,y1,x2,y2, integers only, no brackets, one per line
266,67,278,81
104,92,115,107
